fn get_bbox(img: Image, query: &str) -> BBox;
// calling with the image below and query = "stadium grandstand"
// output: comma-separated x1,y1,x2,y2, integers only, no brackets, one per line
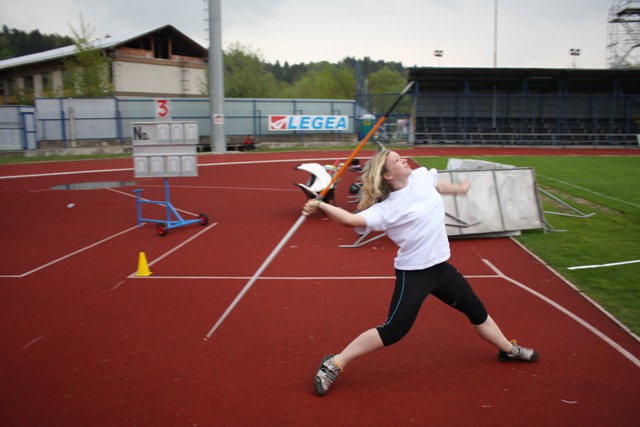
408,67,640,146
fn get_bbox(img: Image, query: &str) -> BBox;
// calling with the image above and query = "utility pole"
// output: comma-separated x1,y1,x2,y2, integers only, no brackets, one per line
208,0,226,152
492,0,499,129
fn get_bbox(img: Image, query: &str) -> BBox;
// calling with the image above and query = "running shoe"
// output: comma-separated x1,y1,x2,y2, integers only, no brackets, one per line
498,340,539,362
315,355,342,396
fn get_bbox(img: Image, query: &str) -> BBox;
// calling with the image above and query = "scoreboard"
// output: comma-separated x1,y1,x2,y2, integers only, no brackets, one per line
131,121,199,178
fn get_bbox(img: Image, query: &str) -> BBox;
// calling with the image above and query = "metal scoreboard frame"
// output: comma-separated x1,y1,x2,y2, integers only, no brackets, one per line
131,121,208,236
132,121,199,178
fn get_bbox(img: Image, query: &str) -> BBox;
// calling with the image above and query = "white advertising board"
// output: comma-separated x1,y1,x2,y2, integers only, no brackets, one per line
268,115,349,131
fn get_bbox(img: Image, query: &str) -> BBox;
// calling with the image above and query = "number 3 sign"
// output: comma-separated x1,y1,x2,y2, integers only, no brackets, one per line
155,99,171,120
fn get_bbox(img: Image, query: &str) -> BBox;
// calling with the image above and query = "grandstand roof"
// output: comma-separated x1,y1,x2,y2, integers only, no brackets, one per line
407,67,640,94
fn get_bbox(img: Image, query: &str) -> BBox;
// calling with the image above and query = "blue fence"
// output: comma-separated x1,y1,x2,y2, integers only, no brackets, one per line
0,105,36,150
4,92,639,151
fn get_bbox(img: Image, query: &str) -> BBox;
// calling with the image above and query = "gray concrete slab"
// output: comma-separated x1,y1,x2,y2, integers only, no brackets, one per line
439,167,544,237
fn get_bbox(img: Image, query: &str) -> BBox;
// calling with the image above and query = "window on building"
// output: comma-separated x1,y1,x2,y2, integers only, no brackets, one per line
24,75,34,92
124,38,151,51
154,38,170,59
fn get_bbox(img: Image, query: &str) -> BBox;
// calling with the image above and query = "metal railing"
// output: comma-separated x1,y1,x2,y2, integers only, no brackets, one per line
414,132,639,146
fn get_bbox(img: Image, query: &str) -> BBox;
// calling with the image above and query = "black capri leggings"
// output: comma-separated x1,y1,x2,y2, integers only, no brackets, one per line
376,261,488,347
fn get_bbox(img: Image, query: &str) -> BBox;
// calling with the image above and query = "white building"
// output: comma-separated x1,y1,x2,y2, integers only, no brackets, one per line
0,25,208,104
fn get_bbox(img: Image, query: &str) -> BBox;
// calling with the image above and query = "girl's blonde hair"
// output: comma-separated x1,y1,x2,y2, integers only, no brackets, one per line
357,150,393,211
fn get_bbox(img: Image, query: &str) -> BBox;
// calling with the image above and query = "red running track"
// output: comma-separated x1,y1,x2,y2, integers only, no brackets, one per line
0,146,638,426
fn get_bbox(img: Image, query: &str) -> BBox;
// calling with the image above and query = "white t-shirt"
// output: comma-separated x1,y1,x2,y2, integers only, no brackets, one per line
358,167,450,270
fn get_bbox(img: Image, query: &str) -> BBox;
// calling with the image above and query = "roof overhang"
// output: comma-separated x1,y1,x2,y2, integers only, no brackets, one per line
0,25,207,72
407,67,640,94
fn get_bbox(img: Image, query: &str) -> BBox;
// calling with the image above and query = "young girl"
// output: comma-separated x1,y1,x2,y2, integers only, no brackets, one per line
302,150,539,396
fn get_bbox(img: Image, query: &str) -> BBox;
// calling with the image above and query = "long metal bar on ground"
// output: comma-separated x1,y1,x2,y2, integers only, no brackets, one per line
204,81,415,340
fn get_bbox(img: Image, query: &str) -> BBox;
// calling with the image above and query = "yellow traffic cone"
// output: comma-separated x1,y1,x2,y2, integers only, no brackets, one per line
136,252,152,277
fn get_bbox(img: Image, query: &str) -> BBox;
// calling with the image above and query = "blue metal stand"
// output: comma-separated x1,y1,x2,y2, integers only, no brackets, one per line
134,177,208,236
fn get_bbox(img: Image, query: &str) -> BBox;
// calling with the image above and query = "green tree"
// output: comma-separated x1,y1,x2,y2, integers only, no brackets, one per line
291,62,355,99
62,16,113,97
358,66,410,114
367,66,407,94
204,40,408,99
223,42,280,98
0,25,74,59
265,60,308,85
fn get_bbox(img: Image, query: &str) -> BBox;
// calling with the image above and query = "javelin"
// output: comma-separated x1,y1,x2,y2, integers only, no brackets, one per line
204,81,415,340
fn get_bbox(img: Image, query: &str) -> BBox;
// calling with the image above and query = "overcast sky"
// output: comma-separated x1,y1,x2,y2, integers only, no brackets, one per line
1,0,614,69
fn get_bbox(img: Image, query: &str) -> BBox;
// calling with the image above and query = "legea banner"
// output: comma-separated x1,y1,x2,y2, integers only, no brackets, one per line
268,115,349,131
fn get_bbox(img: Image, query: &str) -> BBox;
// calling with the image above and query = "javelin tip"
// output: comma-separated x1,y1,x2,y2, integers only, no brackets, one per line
400,81,415,96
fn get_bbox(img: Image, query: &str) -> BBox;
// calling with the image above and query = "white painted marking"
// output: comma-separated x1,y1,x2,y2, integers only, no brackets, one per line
127,223,218,278
538,174,640,209
21,335,43,351
510,237,640,341
482,258,640,368
107,280,126,291
0,225,140,278
129,274,497,281
567,259,640,270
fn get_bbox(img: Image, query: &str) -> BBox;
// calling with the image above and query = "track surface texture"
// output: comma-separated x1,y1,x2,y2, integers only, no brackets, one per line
1,146,638,426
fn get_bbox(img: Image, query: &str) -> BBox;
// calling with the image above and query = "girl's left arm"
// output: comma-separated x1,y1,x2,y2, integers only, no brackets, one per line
436,180,471,195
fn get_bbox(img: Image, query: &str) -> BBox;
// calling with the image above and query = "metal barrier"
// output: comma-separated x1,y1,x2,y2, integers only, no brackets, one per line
414,132,639,146
30,97,362,149
0,105,36,150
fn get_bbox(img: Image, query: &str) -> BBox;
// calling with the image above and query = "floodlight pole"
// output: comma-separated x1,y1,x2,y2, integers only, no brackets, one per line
493,0,498,68
434,50,443,67
570,48,581,68
208,0,226,152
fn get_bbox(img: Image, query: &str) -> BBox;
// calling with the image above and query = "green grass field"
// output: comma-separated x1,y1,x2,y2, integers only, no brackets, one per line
415,155,640,336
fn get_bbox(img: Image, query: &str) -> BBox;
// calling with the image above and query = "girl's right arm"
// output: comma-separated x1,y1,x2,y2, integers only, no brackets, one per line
302,200,367,228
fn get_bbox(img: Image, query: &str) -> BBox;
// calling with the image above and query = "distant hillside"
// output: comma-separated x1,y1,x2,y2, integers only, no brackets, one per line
0,25,74,60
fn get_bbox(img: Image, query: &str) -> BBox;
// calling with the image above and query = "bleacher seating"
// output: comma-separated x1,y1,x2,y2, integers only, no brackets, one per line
414,115,639,146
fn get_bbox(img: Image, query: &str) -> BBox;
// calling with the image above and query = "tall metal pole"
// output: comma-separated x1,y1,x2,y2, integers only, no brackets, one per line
208,0,226,152
492,0,498,129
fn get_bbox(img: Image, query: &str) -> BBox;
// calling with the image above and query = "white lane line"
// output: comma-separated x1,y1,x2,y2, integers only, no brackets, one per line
128,274,498,281
568,259,640,270
510,237,639,340
107,280,127,292
126,222,218,278
0,225,141,278
482,258,640,368
538,174,640,209
0,155,372,180
0,167,132,180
